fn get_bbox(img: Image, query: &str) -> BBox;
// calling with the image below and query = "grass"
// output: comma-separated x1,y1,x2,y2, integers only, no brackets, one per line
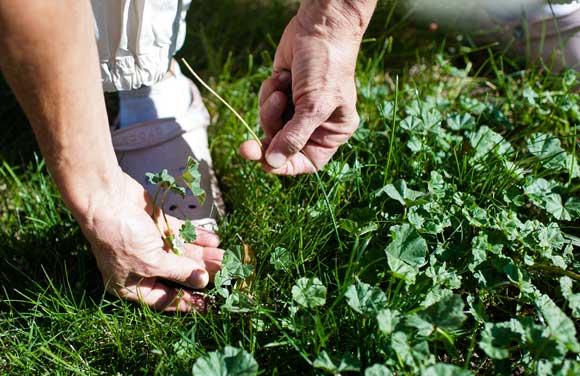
1,0,580,374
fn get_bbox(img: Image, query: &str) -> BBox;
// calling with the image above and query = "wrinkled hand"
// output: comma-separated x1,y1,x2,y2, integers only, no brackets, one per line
240,13,363,175
80,172,223,313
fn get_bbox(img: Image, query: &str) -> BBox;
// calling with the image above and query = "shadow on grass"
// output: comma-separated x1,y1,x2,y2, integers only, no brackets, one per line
0,223,103,312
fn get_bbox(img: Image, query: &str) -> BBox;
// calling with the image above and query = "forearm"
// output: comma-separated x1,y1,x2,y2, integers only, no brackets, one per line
297,0,377,39
0,1,121,222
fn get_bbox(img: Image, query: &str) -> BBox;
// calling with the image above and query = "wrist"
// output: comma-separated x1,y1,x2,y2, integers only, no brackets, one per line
56,163,124,227
297,0,377,40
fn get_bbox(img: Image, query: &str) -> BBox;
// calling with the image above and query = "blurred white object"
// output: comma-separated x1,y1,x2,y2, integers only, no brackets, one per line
403,0,543,31
404,0,580,71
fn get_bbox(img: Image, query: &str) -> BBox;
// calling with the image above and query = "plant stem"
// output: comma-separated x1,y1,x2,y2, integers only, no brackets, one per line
159,187,181,254
151,186,164,236
384,75,399,186
180,58,262,147
530,264,580,281
313,167,342,249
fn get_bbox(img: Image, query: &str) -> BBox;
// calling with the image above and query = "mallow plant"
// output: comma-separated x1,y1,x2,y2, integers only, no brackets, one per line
146,156,205,255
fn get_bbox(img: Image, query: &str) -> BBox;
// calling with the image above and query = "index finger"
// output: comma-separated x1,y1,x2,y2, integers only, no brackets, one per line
259,71,291,106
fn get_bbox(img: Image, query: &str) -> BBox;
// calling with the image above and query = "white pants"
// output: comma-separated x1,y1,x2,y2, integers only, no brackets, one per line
91,0,191,92
403,0,578,31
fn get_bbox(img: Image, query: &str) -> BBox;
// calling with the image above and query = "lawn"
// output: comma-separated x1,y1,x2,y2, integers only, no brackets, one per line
1,1,579,375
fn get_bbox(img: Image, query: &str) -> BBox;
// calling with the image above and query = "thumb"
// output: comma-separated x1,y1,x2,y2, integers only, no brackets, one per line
154,251,209,289
265,105,329,168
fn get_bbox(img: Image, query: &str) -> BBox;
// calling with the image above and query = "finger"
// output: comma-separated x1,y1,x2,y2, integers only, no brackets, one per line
183,245,224,280
239,139,263,161
154,251,209,289
308,121,357,150
260,90,288,139
265,102,333,169
259,71,291,106
263,134,341,176
165,215,220,247
240,137,271,161
263,150,319,176
122,279,208,313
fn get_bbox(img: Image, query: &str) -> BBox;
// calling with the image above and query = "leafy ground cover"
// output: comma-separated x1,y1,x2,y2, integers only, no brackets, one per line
1,1,579,374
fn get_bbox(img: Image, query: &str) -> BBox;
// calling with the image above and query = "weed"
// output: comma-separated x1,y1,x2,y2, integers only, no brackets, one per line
146,156,205,255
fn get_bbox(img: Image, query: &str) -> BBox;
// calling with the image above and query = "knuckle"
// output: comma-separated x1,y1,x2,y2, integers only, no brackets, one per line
139,261,158,279
110,282,130,299
349,112,361,133
298,99,328,121
282,130,306,154
115,287,130,299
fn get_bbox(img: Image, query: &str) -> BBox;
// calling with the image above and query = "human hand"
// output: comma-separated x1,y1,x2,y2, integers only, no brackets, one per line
79,171,223,313
240,1,376,175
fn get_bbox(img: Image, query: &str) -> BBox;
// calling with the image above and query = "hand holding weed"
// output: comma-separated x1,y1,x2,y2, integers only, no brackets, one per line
81,172,223,312
240,1,376,175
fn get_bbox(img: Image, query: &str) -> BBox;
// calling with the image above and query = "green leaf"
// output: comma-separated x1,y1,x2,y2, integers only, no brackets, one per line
466,295,489,324
536,294,580,352
377,309,402,336
561,69,577,88
192,351,227,376
479,320,524,359
345,279,387,315
390,332,433,371
405,314,434,337
523,85,539,106
519,317,565,360
364,364,393,376
400,115,422,132
169,185,187,198
146,169,175,187
565,197,580,220
423,364,473,376
292,277,327,308
146,169,187,198
468,125,513,161
216,247,253,291
420,294,466,332
192,346,258,376
179,219,197,243
222,292,254,313
375,179,425,206
537,222,565,251
560,277,580,318
527,132,579,177
312,351,361,374
524,178,571,220
385,224,428,267
181,156,206,205
269,247,292,272
385,224,428,282
447,113,475,131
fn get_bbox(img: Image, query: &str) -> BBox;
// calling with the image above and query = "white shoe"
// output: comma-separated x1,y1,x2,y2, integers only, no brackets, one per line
110,62,224,229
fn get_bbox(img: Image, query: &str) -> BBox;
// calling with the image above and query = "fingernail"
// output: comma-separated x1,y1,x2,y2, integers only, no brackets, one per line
278,71,291,83
192,270,209,289
265,92,281,108
266,152,286,168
